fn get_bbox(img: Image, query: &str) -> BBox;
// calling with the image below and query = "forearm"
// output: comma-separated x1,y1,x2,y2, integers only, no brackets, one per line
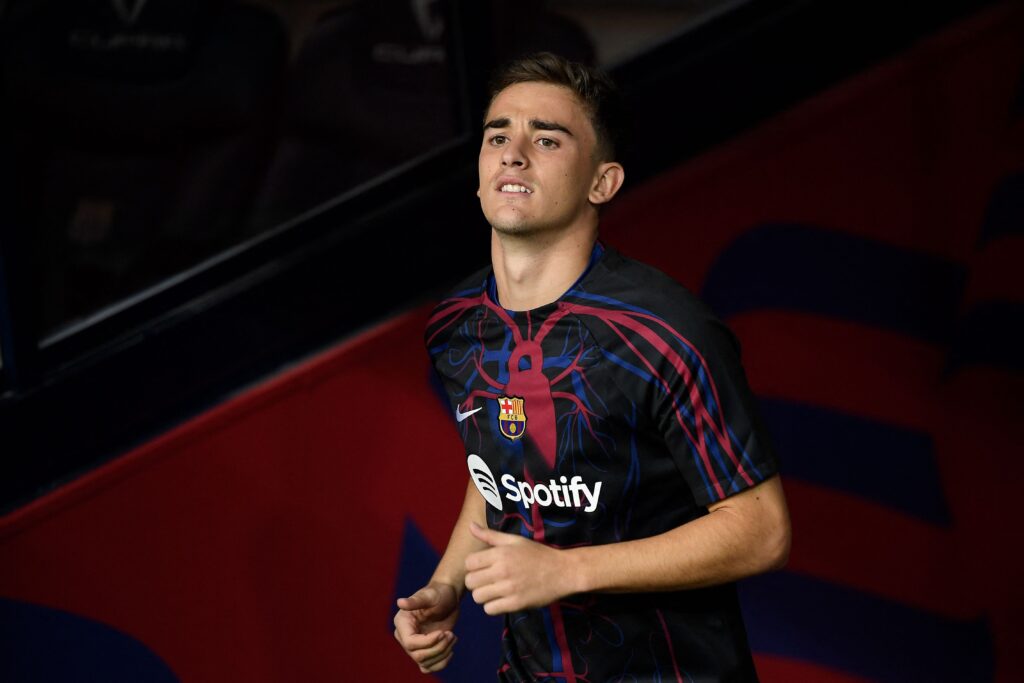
395,484,484,670
566,475,790,594
430,480,489,599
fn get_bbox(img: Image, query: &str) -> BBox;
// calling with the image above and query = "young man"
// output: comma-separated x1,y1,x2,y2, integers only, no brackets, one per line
394,52,790,682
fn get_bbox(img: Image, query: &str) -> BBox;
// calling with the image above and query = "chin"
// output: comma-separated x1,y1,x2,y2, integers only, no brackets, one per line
486,208,532,235
491,220,525,233
491,219,544,237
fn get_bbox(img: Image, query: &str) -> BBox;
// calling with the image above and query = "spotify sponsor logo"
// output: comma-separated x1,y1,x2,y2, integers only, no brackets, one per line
466,454,603,513
467,454,503,511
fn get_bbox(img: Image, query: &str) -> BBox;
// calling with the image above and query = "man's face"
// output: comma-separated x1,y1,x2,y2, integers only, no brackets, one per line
478,81,604,237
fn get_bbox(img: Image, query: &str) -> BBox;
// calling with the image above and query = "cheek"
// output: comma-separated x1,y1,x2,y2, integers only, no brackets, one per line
477,152,491,189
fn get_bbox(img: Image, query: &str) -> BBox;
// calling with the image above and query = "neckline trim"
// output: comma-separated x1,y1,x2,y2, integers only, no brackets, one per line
485,240,607,315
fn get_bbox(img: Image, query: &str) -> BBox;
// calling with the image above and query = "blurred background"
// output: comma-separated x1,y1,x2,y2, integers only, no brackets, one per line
0,0,1021,680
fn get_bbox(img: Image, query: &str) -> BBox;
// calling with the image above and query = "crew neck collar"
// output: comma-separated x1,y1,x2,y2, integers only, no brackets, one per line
486,240,606,315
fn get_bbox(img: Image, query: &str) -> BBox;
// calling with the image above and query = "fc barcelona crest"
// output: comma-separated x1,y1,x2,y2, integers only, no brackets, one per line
497,395,527,440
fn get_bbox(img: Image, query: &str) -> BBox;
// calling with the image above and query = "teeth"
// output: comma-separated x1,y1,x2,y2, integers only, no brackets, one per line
500,184,532,193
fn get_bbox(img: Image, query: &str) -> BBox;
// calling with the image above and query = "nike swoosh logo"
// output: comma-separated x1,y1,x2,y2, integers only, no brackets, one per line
455,405,483,422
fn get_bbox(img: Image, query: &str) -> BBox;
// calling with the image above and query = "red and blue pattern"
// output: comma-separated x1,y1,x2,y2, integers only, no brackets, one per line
425,243,778,681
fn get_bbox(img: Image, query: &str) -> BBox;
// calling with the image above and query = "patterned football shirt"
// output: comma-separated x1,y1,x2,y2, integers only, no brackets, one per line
425,242,778,682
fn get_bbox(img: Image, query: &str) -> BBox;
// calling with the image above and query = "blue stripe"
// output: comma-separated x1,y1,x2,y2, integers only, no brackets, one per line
702,426,734,493
566,289,658,317
600,347,654,384
950,301,1024,371
600,348,696,426
569,371,593,412
700,223,966,344
757,398,951,525
0,599,179,683
740,572,994,682
451,283,485,298
978,171,1024,244
540,607,563,672
686,437,716,504
693,362,718,416
726,424,765,483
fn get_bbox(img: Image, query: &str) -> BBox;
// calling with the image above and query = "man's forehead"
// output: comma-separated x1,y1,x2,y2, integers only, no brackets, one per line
485,82,590,128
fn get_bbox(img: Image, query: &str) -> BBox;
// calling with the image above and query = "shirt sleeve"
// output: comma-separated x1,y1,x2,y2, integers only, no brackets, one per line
647,306,779,507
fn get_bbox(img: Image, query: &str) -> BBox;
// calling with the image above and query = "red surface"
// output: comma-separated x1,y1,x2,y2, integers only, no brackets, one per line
0,312,464,682
755,655,875,683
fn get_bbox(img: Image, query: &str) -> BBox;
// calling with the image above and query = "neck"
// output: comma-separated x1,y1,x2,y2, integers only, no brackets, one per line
491,223,598,311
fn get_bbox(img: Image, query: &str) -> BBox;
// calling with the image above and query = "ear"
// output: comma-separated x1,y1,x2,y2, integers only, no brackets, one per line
588,162,625,206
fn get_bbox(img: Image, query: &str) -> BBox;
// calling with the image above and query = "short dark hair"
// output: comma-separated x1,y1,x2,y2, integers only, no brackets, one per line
486,52,626,162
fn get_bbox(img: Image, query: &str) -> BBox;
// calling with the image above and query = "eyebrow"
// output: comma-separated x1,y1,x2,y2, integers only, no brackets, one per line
482,117,575,137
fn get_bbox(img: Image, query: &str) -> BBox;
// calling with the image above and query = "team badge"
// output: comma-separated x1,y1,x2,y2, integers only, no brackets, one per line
497,395,527,440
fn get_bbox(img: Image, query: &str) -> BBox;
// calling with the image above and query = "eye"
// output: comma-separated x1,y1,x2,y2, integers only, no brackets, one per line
488,134,508,146
536,137,559,149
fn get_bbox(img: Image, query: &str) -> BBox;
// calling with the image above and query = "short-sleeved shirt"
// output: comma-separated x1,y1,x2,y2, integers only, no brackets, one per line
425,242,778,682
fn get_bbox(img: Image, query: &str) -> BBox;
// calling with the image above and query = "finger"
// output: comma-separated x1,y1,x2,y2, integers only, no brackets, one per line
393,611,417,641
422,643,456,672
465,547,492,573
396,621,447,652
403,631,448,652
470,580,510,607
465,562,504,591
411,631,454,665
418,633,457,669
464,565,491,591
420,649,455,673
396,585,438,611
469,521,519,546
482,597,517,616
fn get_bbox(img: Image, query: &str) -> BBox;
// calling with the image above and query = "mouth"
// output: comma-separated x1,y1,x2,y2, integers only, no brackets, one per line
495,178,533,194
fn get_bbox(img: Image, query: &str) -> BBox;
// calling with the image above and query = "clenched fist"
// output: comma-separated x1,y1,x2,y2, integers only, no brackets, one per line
464,522,578,615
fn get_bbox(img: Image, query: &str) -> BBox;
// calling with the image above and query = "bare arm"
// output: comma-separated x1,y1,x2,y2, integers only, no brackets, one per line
393,479,488,673
464,475,790,615
571,474,790,593
426,478,490,597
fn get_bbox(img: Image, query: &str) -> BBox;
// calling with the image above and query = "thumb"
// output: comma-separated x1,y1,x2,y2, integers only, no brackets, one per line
470,521,518,546
397,585,439,611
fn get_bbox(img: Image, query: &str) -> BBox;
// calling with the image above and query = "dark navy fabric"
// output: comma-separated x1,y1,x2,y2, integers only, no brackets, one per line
425,243,778,682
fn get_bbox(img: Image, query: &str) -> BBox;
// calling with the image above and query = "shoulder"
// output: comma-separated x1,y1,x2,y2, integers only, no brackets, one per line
423,264,491,349
594,248,709,311
572,246,741,358
434,264,492,306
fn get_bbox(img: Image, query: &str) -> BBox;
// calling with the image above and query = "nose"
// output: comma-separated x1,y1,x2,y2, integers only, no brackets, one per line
501,137,528,168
